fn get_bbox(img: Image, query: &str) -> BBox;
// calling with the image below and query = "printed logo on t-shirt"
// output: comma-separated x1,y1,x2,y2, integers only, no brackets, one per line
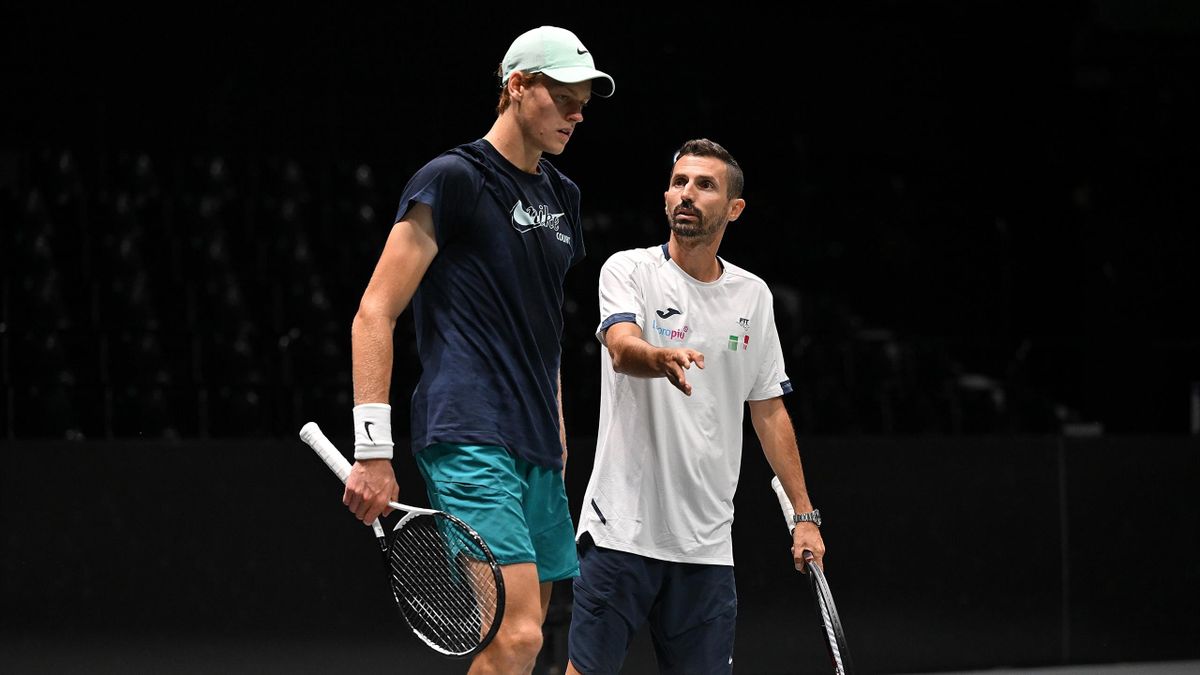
653,319,691,342
510,200,570,244
728,334,751,351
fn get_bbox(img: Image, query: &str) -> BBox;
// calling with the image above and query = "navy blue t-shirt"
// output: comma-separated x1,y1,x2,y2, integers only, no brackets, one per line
395,139,585,470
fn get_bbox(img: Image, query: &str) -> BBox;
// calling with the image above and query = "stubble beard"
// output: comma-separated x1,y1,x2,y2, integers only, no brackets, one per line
668,206,724,241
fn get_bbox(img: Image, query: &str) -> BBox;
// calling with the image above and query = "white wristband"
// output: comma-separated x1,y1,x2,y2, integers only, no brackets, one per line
353,403,394,460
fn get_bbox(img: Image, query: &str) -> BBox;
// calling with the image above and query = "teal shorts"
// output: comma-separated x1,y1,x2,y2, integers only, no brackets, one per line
414,443,580,583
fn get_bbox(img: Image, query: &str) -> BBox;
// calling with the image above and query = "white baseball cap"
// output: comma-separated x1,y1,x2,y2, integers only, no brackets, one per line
500,26,615,97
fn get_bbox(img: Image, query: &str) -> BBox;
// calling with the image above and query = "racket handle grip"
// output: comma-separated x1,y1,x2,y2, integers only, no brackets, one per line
771,475,796,535
301,422,388,538
300,422,353,483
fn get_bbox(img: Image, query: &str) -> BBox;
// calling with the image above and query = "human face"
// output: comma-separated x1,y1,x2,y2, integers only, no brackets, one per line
515,76,591,155
664,155,745,240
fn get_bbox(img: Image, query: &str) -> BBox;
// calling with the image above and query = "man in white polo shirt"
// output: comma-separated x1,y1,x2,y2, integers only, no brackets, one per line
567,139,826,675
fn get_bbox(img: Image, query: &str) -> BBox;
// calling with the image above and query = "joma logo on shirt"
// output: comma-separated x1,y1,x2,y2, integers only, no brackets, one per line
510,200,568,244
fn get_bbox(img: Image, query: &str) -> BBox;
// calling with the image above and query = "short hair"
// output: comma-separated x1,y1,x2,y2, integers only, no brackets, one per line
671,138,744,199
495,69,546,116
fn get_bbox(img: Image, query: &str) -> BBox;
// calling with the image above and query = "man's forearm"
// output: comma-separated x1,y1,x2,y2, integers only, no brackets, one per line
765,441,814,514
351,311,397,404
608,333,668,377
754,400,814,513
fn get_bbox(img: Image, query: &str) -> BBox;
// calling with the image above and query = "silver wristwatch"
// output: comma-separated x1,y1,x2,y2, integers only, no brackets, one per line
792,509,821,528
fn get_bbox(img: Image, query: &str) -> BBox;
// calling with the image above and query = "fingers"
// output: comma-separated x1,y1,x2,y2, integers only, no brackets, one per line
667,363,692,396
675,372,692,396
677,349,704,369
793,526,825,573
664,349,704,396
355,491,389,524
344,470,396,524
361,481,394,523
379,484,398,519
793,548,821,574
362,497,388,525
343,486,361,513
791,546,807,573
344,485,376,523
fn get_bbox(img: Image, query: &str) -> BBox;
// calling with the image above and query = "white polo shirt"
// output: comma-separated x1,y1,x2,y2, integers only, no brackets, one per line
578,244,792,565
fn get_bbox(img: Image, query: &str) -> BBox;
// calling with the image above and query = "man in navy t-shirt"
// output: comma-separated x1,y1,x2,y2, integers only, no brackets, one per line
341,26,614,674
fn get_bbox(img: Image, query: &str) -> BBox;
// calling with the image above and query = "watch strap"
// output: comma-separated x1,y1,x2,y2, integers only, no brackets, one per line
792,509,821,527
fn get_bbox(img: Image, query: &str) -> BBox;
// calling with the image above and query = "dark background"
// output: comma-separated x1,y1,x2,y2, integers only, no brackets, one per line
5,0,1200,438
2,1,1199,673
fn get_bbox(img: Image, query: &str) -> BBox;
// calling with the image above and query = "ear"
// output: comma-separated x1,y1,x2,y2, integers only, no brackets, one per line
727,198,746,222
500,72,518,103
506,71,527,100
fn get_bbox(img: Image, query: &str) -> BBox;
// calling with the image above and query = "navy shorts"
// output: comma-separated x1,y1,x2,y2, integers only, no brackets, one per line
568,534,737,675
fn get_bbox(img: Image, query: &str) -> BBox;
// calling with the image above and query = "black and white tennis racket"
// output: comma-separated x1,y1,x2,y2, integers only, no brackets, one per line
772,476,854,675
300,421,505,658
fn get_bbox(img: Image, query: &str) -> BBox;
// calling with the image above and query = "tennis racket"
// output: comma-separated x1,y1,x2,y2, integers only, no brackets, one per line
771,476,854,675
300,421,505,657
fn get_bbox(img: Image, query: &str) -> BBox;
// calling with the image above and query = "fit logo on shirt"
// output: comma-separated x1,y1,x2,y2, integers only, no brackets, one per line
510,200,571,244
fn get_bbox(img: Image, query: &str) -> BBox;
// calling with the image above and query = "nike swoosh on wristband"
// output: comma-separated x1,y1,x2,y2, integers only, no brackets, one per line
364,421,375,443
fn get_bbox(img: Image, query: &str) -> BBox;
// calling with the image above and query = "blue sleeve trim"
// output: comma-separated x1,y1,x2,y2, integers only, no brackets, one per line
600,313,637,332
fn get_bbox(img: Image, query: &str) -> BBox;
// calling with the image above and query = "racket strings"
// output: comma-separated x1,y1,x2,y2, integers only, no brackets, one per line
388,515,500,655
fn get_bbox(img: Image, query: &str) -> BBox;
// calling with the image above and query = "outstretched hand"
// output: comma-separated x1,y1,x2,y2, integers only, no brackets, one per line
658,348,705,395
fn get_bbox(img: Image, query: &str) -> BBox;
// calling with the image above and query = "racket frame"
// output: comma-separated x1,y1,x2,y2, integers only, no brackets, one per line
300,422,505,657
771,476,855,675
